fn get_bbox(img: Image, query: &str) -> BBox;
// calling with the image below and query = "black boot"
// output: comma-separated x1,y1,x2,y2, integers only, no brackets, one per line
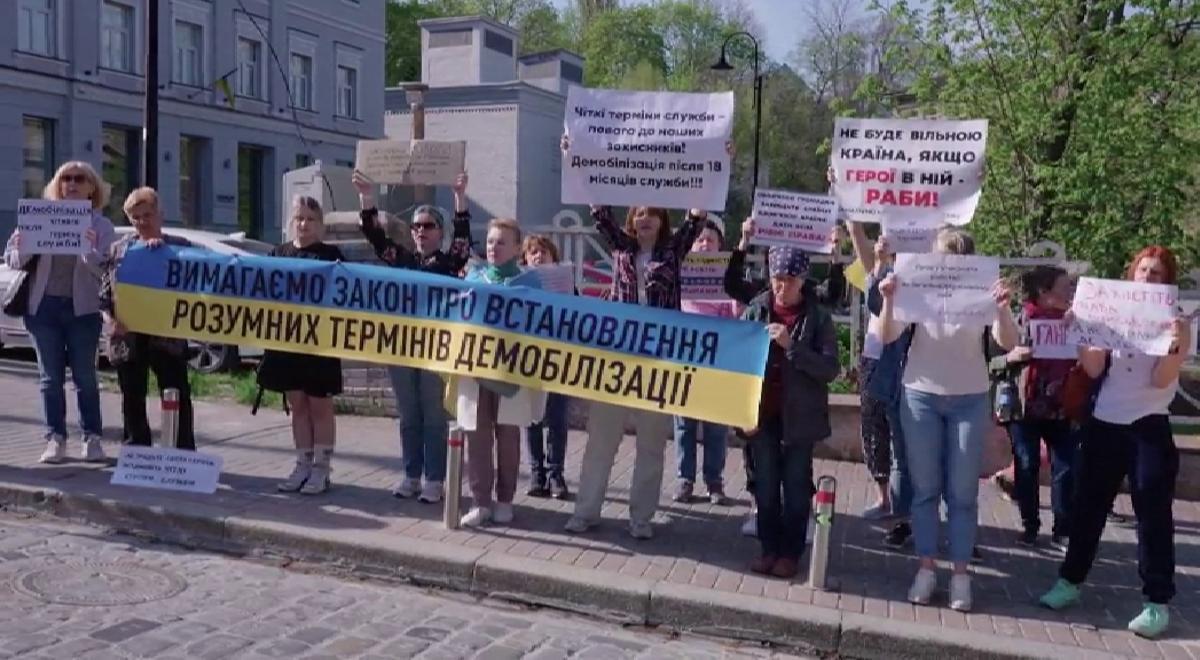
527,471,550,497
549,473,570,500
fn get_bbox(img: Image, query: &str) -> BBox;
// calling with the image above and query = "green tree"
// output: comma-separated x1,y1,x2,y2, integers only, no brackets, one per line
385,0,444,85
517,2,572,54
579,6,667,87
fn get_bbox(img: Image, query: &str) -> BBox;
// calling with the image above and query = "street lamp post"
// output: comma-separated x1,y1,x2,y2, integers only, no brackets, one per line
712,31,764,196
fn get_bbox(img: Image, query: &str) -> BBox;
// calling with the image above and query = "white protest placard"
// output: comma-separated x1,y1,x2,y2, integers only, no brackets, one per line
510,263,576,294
681,252,730,301
1068,277,1178,356
893,253,999,326
561,87,734,211
831,118,988,227
750,189,837,253
882,224,938,254
354,139,466,186
1180,300,1199,357
1028,319,1076,360
110,446,223,494
17,199,92,255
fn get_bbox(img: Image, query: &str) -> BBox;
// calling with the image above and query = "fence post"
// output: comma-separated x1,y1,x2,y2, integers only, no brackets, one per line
443,426,464,530
808,475,838,591
159,388,180,449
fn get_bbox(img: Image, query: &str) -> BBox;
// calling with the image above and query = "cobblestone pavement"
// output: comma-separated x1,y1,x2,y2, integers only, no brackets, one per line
0,512,811,659
0,363,1198,658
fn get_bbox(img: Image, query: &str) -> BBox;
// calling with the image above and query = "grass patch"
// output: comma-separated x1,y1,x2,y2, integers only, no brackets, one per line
101,367,281,409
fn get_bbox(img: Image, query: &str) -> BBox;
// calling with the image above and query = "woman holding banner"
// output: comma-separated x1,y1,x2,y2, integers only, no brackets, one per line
4,161,115,464
352,171,473,504
1040,246,1188,640
876,227,1019,612
457,218,546,527
270,196,345,495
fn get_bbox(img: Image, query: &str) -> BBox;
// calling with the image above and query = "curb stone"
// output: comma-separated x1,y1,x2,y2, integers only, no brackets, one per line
0,481,1097,659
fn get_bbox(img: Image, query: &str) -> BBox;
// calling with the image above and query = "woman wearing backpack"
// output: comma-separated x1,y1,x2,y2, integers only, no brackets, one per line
1039,246,1190,640
876,227,1019,611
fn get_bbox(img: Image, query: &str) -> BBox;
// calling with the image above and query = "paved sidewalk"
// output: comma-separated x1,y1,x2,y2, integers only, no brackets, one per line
0,367,1198,659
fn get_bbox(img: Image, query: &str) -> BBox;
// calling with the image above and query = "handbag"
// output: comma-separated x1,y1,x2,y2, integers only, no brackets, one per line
251,350,292,415
2,255,40,317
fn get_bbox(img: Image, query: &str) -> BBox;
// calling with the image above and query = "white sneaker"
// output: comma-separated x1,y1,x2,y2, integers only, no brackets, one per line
392,477,420,499
460,506,491,528
277,461,311,492
492,502,514,524
628,521,654,540
741,511,758,537
908,568,938,605
39,436,66,464
299,466,330,495
81,435,106,463
418,481,444,504
949,573,972,612
564,516,596,534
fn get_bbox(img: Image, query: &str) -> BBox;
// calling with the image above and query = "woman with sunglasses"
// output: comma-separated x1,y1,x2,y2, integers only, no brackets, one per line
353,171,474,504
4,161,116,464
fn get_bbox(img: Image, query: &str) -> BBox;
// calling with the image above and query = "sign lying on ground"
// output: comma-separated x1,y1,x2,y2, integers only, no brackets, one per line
354,139,466,186
750,189,837,253
110,446,223,494
832,118,988,227
114,247,769,427
892,252,999,326
561,87,734,211
17,199,92,255
1068,277,1179,356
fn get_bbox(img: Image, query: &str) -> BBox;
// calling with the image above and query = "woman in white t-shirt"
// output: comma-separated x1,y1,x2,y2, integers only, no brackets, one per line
1039,245,1190,640
876,227,1019,612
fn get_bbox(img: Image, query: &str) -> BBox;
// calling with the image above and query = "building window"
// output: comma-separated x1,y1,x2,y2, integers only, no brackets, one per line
18,0,56,57
289,53,313,110
102,124,141,222
336,65,358,118
237,37,264,99
173,20,203,86
22,117,55,199
295,153,312,169
428,28,471,48
484,30,513,56
179,137,205,227
100,1,134,72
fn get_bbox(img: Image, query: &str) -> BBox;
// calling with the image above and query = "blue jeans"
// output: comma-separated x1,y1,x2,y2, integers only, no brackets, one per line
751,421,814,560
526,392,569,478
673,416,727,486
900,388,989,563
23,296,103,439
886,400,913,518
1008,419,1076,536
389,366,447,482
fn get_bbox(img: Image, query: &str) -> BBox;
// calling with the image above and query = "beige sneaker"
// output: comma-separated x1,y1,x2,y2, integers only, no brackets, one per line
81,435,107,463
299,466,330,495
39,436,67,464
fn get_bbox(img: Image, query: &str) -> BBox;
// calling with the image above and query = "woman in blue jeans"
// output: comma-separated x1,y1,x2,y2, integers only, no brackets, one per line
877,227,1018,612
4,161,115,464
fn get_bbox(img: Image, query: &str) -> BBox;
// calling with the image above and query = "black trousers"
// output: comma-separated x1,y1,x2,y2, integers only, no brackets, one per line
751,420,815,560
117,339,195,450
1060,415,1177,603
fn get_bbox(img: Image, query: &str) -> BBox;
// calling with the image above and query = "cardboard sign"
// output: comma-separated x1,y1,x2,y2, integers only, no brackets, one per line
561,87,734,211
1028,319,1076,360
681,252,731,301
750,189,837,253
1068,277,1178,356
110,446,223,494
17,199,92,255
832,118,988,227
893,253,999,326
355,139,466,186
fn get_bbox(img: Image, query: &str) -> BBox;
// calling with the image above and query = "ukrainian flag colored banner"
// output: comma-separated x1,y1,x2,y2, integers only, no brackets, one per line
114,247,770,427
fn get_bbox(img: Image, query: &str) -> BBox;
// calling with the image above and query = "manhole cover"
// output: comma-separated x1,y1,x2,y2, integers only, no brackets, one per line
12,560,188,606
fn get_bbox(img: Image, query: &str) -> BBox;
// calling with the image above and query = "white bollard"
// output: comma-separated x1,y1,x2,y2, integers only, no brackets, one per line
159,388,180,449
808,475,838,591
443,426,464,530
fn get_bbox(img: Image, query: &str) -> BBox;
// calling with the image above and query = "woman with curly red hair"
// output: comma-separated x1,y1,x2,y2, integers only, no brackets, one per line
1040,245,1190,639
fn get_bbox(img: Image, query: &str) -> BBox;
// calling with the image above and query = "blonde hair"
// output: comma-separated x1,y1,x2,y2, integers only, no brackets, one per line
45,161,110,210
487,217,521,243
935,226,976,255
521,234,559,264
123,186,161,213
290,195,325,240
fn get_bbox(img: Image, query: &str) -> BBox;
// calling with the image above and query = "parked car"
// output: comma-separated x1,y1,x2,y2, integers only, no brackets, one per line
0,227,272,373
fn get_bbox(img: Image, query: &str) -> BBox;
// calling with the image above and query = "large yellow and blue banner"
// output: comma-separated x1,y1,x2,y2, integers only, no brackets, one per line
114,247,770,427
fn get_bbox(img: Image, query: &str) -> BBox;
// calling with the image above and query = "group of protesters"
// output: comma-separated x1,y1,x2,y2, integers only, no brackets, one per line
3,149,1189,640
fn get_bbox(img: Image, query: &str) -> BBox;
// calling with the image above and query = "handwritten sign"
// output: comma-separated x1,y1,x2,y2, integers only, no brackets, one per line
355,139,466,186
561,87,734,210
17,199,91,255
110,446,223,494
1068,277,1178,356
1028,319,1076,360
750,189,837,253
893,253,999,326
832,118,988,227
681,252,730,301
882,224,938,254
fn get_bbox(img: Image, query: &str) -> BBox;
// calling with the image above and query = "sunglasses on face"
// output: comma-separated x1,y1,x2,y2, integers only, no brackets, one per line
61,174,90,185
411,222,439,231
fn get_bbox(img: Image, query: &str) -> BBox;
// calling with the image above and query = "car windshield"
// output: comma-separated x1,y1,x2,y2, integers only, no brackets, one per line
220,239,274,255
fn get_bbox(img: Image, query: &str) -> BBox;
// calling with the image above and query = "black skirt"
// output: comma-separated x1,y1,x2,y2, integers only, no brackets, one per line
258,349,343,398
